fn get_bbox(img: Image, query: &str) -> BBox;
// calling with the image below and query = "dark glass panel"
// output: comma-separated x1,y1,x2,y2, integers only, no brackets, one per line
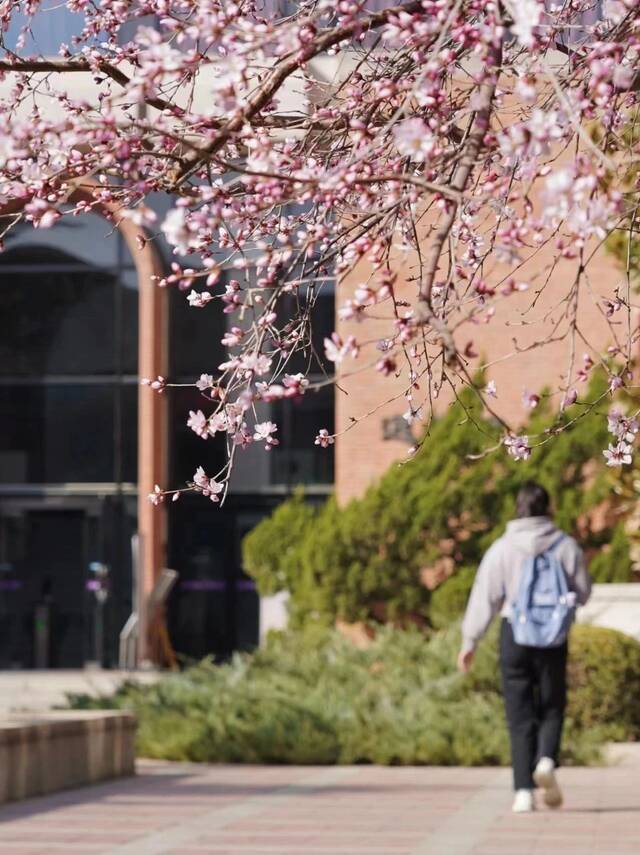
0,385,115,483
120,384,139,484
7,510,88,668
119,269,139,375
0,246,117,376
167,498,237,660
270,385,334,485
272,288,334,375
170,286,226,380
169,386,226,485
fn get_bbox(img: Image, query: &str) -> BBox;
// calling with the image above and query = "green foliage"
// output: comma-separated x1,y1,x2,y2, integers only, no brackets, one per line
589,523,633,583
242,489,315,596
606,230,640,286
70,623,639,766
243,374,617,627
429,566,476,629
568,625,640,737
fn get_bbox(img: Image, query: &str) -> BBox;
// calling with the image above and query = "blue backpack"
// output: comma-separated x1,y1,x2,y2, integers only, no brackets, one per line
510,535,575,648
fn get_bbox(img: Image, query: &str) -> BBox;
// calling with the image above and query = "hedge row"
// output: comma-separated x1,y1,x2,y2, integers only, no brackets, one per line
70,624,640,766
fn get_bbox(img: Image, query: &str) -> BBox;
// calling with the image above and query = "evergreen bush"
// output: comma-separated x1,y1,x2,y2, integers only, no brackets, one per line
429,566,476,629
71,622,638,766
243,374,620,627
567,624,640,735
588,523,633,583
242,488,315,596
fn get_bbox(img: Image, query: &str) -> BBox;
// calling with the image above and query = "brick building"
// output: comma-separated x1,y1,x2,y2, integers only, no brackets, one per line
336,175,635,503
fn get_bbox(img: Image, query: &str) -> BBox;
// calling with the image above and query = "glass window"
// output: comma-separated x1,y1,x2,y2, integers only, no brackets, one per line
170,286,226,381
273,286,335,376
169,386,226,486
167,499,238,659
270,385,334,486
119,269,139,375
0,217,141,487
0,247,117,376
119,384,139,484
0,384,116,483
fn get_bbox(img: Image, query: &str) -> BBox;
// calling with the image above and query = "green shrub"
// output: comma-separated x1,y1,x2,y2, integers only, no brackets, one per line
242,489,315,595
567,624,640,737
429,566,476,629
242,374,619,627
589,523,633,583
69,622,640,766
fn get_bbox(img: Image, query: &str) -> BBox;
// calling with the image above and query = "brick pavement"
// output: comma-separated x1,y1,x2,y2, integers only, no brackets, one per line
0,748,639,854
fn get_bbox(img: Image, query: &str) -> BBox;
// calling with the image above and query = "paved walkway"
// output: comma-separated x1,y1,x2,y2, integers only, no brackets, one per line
1,750,640,854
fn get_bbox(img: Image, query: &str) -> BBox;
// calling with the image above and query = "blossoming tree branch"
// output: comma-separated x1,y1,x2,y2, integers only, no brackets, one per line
0,0,638,503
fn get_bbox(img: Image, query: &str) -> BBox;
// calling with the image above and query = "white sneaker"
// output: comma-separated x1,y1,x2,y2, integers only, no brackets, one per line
512,789,534,813
533,756,563,808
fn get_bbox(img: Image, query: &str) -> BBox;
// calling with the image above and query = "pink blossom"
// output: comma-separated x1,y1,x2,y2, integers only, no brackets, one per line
522,390,540,410
187,410,209,439
376,357,397,376
148,485,164,506
324,333,359,364
222,327,245,347
283,373,309,396
256,383,286,402
239,353,272,376
192,467,225,501
162,207,199,255
603,442,633,467
187,290,214,308
504,435,531,461
0,0,638,505
392,118,436,162
608,409,639,442
510,0,543,48
195,374,215,392
233,424,254,448
402,407,423,425
253,421,279,450
485,380,498,398
609,375,624,393
315,429,335,448
141,376,166,393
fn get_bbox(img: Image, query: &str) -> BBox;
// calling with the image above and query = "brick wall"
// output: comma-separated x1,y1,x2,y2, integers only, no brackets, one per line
335,225,636,505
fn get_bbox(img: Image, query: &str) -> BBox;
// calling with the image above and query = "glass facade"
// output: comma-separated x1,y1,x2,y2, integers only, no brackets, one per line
166,278,334,660
0,220,139,668
0,213,335,668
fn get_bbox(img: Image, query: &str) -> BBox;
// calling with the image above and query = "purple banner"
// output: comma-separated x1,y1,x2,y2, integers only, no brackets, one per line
179,580,257,592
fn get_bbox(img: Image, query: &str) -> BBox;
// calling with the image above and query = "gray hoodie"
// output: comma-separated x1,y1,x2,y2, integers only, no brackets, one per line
461,516,592,654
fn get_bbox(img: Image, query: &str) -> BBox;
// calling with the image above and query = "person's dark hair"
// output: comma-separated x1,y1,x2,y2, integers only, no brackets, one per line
515,481,550,518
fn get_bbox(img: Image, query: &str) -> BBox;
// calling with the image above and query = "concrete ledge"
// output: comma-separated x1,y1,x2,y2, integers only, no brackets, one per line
577,583,640,642
0,711,136,804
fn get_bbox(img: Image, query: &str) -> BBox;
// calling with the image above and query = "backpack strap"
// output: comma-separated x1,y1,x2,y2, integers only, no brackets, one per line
533,533,565,558
548,533,566,553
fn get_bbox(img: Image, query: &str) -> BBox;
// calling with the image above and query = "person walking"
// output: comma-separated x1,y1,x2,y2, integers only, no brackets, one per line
457,481,592,813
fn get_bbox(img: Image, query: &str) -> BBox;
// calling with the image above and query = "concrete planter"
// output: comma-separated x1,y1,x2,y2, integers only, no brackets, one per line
576,583,640,641
0,711,136,804
259,591,290,643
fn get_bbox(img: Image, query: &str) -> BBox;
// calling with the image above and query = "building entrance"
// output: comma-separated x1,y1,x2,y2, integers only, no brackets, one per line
0,497,135,669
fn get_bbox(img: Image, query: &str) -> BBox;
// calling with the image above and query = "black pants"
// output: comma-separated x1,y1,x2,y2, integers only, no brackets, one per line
499,619,567,791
